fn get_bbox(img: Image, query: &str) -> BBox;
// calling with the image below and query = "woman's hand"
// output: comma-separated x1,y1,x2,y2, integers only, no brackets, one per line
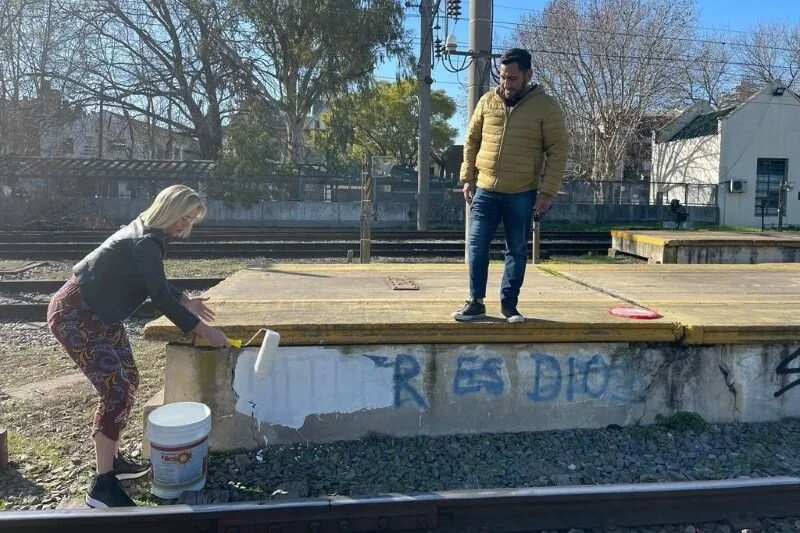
195,322,228,348
184,296,216,322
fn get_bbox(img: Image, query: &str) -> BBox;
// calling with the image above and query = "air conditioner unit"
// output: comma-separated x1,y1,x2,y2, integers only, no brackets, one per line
729,180,746,193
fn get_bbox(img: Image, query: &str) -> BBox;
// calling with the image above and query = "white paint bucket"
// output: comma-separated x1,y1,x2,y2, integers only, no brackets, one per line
147,402,212,499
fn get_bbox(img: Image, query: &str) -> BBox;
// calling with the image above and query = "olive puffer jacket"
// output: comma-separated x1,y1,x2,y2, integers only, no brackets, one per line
459,84,569,197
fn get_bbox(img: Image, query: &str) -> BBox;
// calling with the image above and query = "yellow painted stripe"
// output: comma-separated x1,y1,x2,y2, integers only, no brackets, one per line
611,230,670,246
176,323,682,347
683,325,800,345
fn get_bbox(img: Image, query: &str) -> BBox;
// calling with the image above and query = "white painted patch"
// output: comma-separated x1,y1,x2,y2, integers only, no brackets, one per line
232,346,396,429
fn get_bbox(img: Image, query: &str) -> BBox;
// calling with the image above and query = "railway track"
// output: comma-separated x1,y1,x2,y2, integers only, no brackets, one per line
0,477,798,532
0,278,224,321
0,241,609,260
0,228,611,259
0,229,611,243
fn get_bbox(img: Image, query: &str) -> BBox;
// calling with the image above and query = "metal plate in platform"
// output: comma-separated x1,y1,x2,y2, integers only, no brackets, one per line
386,275,419,290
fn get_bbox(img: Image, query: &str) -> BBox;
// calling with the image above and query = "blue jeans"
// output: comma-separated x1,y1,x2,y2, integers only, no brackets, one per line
468,187,537,310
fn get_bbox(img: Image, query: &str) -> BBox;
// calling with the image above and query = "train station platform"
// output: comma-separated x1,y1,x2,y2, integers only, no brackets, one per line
142,263,800,451
611,230,800,264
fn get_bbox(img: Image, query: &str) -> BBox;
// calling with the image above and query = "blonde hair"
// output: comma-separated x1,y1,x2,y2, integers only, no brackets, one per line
139,184,206,238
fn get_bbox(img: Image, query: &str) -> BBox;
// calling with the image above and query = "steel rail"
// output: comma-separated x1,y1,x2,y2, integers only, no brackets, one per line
0,242,608,260
0,477,798,533
0,278,225,294
0,230,612,243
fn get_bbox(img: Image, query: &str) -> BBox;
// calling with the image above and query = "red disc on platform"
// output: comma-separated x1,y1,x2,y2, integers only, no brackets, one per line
608,306,661,319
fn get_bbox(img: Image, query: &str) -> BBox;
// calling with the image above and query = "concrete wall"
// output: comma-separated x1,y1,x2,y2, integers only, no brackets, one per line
674,245,800,264
0,198,413,228
718,87,800,228
545,203,717,226
0,197,719,228
612,234,800,264
157,342,800,451
651,134,721,205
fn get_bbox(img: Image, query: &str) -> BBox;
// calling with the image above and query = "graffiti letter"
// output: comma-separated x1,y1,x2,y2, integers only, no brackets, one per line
453,356,504,396
582,354,611,399
453,356,481,395
394,354,427,408
527,353,562,402
565,357,578,401
774,346,800,398
482,358,504,396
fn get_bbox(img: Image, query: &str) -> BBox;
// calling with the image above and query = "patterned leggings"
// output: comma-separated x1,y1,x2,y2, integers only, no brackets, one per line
47,277,139,442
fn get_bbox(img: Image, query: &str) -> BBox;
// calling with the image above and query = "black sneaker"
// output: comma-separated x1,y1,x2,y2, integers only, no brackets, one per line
114,451,151,480
451,300,486,321
85,472,137,508
502,307,525,323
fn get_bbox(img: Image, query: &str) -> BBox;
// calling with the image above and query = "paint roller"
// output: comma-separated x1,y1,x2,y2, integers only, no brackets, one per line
253,329,280,378
227,328,281,378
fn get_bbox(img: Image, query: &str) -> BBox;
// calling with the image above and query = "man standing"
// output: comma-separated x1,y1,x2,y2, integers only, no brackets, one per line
452,48,568,323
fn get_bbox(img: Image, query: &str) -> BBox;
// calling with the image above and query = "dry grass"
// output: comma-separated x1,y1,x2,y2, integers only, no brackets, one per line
0,334,167,509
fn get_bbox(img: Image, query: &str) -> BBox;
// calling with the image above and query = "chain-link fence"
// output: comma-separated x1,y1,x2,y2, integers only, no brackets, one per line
556,180,717,207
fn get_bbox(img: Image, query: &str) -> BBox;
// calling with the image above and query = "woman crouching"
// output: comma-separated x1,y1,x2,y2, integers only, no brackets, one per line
46,184,228,508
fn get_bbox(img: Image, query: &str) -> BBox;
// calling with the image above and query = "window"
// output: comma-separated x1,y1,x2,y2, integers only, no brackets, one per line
755,158,787,216
60,138,74,156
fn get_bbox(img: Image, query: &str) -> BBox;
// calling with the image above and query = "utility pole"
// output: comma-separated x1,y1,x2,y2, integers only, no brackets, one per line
360,155,373,263
464,0,492,262
417,0,433,231
778,172,791,232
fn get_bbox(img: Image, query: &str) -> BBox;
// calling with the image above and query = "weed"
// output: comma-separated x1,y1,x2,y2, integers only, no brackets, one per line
655,411,707,433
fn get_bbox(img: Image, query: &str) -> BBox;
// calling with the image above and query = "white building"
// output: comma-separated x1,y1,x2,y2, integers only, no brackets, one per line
652,81,800,228
40,111,200,161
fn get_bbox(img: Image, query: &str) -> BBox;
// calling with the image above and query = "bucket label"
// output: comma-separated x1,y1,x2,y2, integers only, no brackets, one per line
150,437,208,487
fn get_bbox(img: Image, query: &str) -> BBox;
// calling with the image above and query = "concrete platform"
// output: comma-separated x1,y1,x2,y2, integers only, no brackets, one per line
142,263,800,450
611,230,800,264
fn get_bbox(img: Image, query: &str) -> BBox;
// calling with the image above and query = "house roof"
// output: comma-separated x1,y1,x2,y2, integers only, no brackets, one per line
669,107,736,141
0,156,214,181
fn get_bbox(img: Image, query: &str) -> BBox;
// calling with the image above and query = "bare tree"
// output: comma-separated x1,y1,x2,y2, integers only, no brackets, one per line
681,33,737,108
58,0,245,160
515,0,697,181
736,22,800,90
0,0,80,156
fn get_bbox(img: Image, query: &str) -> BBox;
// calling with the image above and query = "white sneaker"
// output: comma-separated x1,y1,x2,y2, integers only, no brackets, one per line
502,307,524,323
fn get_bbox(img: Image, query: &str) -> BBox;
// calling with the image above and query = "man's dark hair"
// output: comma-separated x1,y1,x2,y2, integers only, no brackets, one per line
500,48,532,71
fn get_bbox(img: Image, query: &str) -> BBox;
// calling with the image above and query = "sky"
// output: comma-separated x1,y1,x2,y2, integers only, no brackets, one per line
375,0,800,140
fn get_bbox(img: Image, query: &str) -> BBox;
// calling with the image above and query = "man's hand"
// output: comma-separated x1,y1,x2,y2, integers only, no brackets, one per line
534,193,554,216
463,181,475,203
184,296,216,323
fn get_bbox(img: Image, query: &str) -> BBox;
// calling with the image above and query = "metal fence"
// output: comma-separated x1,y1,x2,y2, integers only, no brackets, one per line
1,156,717,208
556,180,718,207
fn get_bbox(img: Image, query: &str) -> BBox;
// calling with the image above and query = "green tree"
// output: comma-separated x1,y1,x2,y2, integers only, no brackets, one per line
207,98,289,204
232,0,409,164
314,79,458,171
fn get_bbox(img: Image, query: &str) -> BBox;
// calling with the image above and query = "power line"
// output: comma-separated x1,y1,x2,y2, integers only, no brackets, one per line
492,20,800,55
387,36,799,75
407,11,800,54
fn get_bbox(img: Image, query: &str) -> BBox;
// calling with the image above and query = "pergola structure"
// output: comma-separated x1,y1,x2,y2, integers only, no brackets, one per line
0,156,214,198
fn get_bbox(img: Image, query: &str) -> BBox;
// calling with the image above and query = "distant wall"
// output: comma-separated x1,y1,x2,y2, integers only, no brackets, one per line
0,197,718,228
